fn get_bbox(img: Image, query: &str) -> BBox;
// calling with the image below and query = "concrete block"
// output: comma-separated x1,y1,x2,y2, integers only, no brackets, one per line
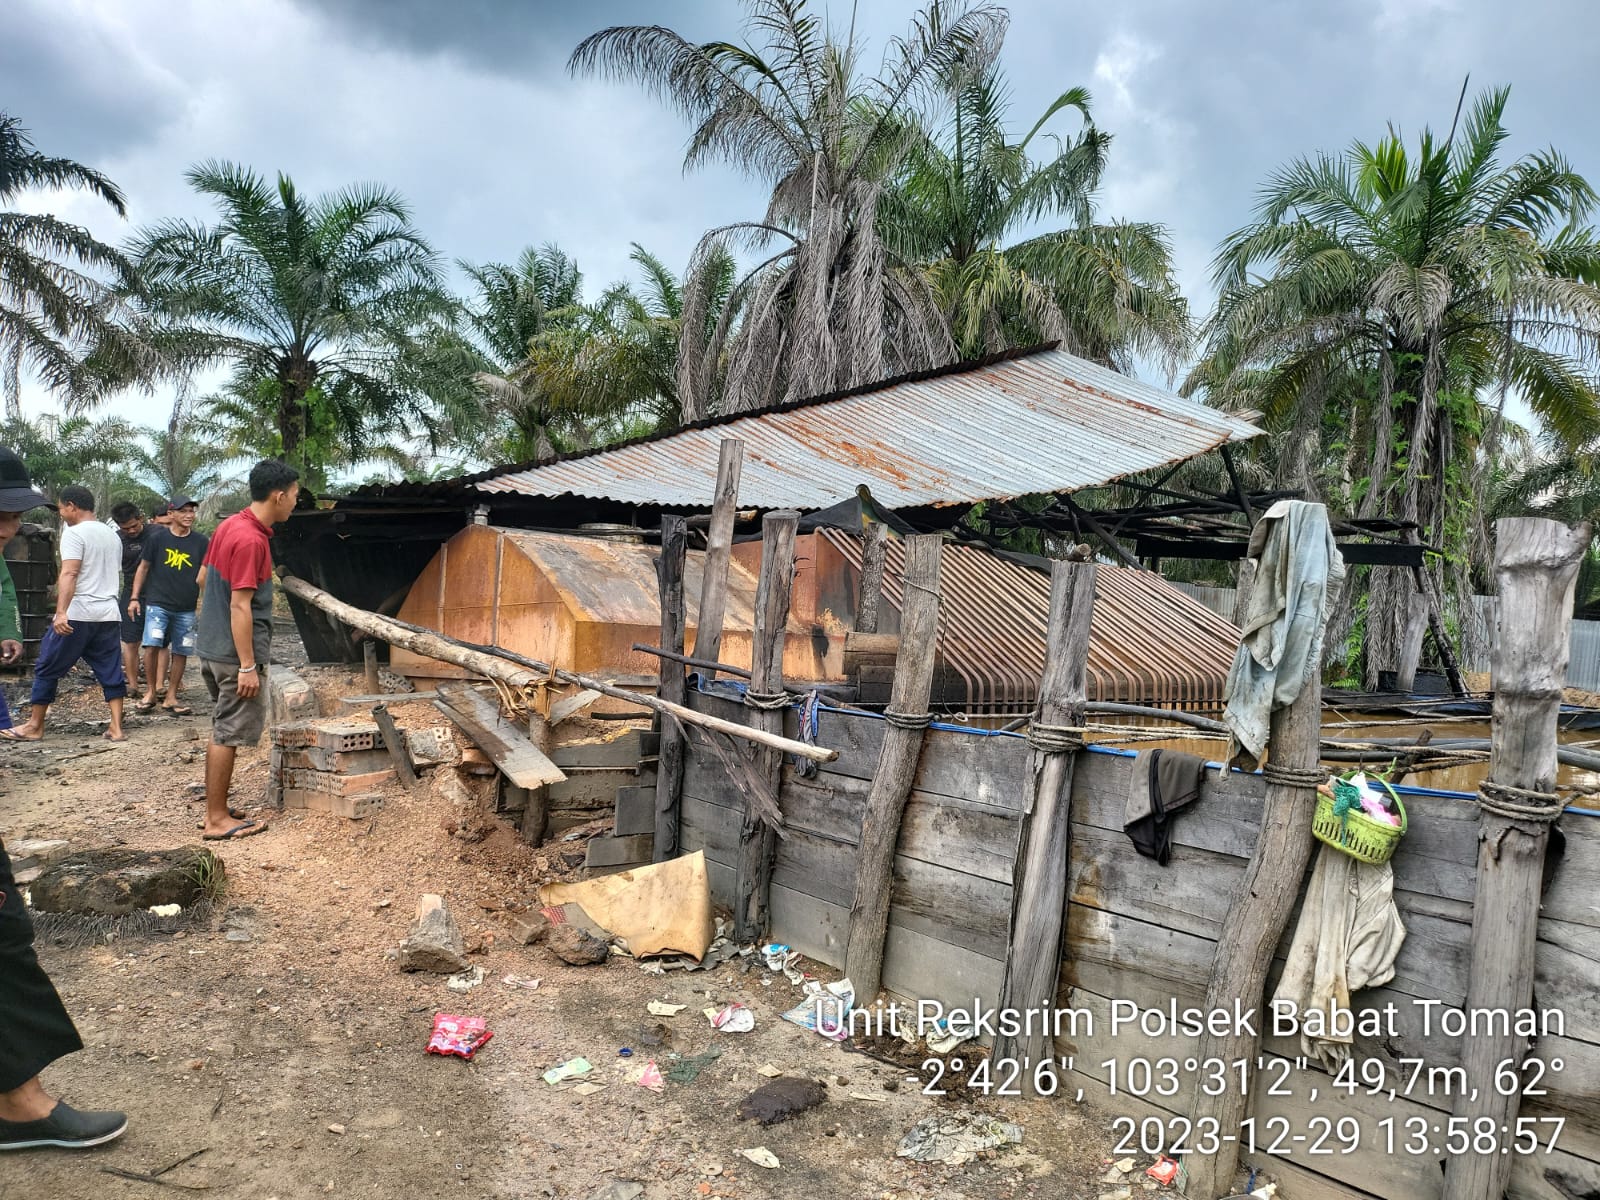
584,834,653,870
269,668,317,729
281,746,392,775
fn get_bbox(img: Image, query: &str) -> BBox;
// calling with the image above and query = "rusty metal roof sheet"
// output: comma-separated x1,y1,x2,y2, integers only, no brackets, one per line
461,346,1259,511
821,529,1241,716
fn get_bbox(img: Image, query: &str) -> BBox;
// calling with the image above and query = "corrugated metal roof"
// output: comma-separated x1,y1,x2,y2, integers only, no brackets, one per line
821,529,1241,716
460,346,1259,511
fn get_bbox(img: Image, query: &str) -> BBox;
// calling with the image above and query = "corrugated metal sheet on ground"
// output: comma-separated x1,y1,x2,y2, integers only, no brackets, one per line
822,530,1241,717
470,347,1260,511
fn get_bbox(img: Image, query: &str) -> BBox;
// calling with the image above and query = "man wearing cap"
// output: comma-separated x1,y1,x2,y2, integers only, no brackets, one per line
128,496,208,716
5,485,127,743
0,447,128,1150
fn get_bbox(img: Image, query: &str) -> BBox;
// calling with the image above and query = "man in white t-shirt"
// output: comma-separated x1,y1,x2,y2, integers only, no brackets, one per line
5,485,128,743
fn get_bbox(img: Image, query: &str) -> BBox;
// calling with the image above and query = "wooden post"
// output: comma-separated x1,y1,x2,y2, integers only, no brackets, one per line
371,703,418,791
1394,591,1429,693
692,439,743,679
1442,517,1587,1200
734,510,798,944
992,560,1095,1093
363,639,380,695
857,522,888,634
844,534,942,1001
1185,653,1325,1197
654,514,689,862
1231,557,1257,629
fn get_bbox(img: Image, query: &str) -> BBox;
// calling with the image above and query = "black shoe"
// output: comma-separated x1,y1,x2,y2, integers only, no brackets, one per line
0,1101,128,1150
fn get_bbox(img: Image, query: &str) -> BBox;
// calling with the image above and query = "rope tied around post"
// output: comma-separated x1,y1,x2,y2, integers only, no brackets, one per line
1026,722,1086,755
1476,778,1565,823
883,709,934,731
1260,762,1327,790
742,689,793,711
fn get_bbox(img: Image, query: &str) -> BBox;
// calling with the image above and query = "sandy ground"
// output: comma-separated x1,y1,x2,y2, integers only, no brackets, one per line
0,654,1130,1200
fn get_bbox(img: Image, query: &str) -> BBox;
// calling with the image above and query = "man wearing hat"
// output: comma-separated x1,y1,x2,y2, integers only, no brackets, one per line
127,495,209,715
5,484,128,743
0,446,128,1150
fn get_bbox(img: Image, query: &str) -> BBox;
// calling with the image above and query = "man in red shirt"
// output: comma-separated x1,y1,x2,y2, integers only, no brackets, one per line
195,460,299,840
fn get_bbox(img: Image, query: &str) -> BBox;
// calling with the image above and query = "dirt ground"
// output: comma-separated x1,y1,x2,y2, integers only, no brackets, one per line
0,652,1129,1200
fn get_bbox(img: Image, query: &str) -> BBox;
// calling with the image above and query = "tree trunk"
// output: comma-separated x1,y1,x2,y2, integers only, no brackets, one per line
693,439,743,678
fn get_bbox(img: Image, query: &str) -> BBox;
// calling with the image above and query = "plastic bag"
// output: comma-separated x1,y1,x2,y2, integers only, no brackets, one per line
425,1014,493,1060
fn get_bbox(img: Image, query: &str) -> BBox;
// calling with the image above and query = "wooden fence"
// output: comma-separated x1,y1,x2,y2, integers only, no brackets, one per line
678,687,1600,1200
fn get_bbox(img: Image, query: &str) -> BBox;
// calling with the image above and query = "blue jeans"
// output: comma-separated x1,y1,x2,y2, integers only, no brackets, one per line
141,605,198,656
30,621,127,705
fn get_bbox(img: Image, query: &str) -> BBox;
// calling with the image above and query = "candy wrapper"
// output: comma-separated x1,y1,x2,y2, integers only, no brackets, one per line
426,1013,494,1060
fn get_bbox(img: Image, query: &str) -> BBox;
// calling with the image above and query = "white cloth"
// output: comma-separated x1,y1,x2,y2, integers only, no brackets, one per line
1223,500,1346,764
1272,844,1407,1071
60,520,122,623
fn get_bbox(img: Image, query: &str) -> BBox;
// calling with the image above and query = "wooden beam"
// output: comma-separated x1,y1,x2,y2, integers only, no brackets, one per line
631,643,751,680
692,439,743,679
1219,443,1257,526
1394,591,1429,693
992,559,1096,1094
337,690,439,711
1184,527,1330,1197
278,573,835,764
735,510,798,943
654,514,688,863
434,683,567,789
371,703,418,791
1443,517,1588,1200
362,639,380,695
1061,497,1143,570
857,522,888,634
1410,555,1468,694
845,534,942,1002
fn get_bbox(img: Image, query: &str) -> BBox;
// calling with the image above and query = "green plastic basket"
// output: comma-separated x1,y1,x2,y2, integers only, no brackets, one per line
1312,776,1407,865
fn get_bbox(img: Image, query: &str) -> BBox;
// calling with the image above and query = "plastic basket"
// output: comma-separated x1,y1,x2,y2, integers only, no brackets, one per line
1312,776,1407,864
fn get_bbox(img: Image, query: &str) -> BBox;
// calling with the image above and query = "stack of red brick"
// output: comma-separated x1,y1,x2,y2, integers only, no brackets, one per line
270,719,394,819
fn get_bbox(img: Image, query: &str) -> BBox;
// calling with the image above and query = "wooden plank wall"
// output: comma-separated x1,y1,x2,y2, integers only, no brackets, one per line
679,691,1600,1200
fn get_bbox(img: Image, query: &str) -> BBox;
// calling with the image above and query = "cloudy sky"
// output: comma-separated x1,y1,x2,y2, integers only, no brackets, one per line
8,0,1599,453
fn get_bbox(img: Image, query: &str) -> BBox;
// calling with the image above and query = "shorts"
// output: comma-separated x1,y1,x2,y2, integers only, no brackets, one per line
141,605,198,655
201,659,268,748
119,590,141,644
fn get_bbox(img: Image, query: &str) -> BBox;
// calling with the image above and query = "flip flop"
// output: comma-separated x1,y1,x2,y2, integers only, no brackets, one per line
162,704,195,717
102,731,128,743
0,728,38,742
196,807,249,830
134,699,159,714
202,820,265,841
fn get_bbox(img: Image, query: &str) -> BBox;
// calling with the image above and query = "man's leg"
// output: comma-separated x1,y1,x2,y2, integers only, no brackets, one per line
163,612,195,707
0,839,125,1149
165,655,189,703
199,659,267,837
156,649,171,698
138,646,161,707
9,627,82,740
83,623,128,742
120,640,139,694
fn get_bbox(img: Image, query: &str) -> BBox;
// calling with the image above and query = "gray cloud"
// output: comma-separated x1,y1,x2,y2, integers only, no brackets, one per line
12,0,1600,457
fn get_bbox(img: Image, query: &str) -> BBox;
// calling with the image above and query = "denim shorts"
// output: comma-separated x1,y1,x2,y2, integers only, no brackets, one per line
141,605,199,655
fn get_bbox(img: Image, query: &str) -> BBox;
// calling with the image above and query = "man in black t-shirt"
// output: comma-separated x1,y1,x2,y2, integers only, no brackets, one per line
109,503,150,693
127,497,209,715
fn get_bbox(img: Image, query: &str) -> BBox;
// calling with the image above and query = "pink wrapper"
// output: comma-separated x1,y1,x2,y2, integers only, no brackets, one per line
426,1013,494,1060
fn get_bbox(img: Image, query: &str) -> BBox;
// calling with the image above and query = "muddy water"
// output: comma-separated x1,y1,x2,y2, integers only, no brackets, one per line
1087,714,1600,795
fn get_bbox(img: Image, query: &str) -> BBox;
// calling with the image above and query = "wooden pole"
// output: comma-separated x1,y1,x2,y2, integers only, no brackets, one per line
992,560,1095,1093
844,534,942,1001
857,522,888,634
278,573,835,764
363,639,381,695
654,514,688,862
1231,557,1257,629
734,510,798,944
1442,516,1587,1200
371,703,418,791
1185,650,1325,1197
692,439,743,679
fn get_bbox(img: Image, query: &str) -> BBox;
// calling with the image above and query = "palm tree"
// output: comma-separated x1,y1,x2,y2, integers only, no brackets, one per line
527,243,737,434
2,412,143,513
0,114,143,416
444,243,595,463
572,0,1005,417
133,396,242,517
131,162,458,481
883,68,1190,370
1190,85,1600,684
